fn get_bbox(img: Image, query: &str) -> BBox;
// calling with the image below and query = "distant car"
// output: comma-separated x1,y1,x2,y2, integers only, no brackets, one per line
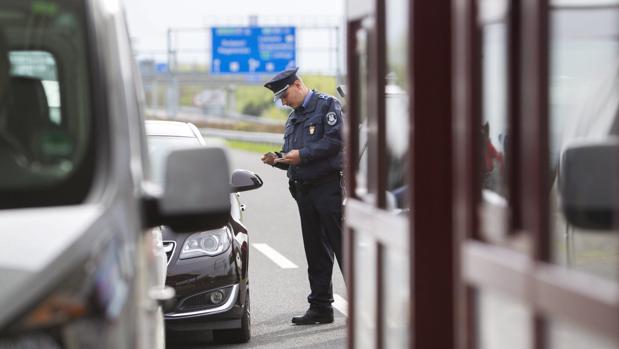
145,120,262,343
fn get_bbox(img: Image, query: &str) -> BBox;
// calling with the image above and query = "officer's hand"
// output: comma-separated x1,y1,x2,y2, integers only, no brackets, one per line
261,152,277,165
275,149,301,165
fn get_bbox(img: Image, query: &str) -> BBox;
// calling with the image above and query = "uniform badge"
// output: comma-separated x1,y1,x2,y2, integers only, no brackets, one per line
326,112,337,126
309,124,316,135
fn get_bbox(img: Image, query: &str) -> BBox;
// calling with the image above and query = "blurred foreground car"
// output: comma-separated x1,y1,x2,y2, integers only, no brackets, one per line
0,1,231,348
145,120,263,343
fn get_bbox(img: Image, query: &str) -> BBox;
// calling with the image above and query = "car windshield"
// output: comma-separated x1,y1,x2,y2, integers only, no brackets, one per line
148,136,201,186
0,0,94,207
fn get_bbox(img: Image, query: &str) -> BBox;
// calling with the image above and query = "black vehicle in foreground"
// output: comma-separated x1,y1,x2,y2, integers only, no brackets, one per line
145,120,262,343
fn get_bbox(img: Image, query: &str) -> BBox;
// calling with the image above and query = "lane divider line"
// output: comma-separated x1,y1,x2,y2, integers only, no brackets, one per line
252,243,299,269
333,294,348,317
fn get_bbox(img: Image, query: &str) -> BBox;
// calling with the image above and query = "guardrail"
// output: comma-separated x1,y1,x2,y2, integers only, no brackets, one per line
146,107,285,127
201,128,283,146
146,107,284,145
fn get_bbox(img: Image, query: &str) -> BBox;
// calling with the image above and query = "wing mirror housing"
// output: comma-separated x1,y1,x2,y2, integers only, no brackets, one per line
230,169,263,193
559,139,619,230
143,147,231,232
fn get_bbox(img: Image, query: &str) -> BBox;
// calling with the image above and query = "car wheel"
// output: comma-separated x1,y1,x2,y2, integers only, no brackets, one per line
213,291,251,344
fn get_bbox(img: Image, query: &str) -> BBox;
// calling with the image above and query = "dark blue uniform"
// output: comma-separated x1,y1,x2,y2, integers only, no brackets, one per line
274,90,344,311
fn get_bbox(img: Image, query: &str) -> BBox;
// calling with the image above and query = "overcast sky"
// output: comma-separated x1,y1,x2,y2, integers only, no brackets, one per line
124,0,345,55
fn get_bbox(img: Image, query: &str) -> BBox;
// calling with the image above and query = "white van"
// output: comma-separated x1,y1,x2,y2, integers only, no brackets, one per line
0,0,231,348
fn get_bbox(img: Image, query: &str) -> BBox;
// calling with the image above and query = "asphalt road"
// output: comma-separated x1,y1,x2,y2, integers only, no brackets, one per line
168,148,347,348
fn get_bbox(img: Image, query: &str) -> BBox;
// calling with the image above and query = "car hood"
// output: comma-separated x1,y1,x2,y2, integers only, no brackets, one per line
0,204,102,329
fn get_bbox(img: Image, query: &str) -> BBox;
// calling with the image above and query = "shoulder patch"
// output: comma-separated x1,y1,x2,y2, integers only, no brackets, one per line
326,112,337,126
318,93,331,100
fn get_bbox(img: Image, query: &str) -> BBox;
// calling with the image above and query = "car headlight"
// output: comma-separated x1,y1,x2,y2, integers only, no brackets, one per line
179,226,231,259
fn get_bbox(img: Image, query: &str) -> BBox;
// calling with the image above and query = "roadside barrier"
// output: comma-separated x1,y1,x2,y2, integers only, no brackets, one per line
200,128,283,146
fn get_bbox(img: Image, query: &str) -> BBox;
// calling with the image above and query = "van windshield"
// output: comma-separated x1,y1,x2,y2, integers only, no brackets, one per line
0,0,94,208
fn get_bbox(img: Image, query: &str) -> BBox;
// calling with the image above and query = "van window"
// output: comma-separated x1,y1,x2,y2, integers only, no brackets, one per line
10,51,62,125
0,0,94,208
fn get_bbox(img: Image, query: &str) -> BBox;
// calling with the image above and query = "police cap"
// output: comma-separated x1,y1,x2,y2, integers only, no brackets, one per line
264,67,299,101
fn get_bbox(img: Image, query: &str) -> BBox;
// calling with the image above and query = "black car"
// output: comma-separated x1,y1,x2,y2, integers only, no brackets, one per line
145,120,262,343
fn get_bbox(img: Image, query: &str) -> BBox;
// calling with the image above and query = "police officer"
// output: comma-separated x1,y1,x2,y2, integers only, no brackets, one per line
261,67,344,325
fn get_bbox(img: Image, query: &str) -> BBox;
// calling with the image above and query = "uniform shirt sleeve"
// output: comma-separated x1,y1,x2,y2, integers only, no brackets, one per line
273,118,293,171
299,98,344,164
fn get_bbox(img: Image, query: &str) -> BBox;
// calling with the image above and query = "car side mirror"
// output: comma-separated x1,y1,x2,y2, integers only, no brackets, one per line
231,169,263,193
143,147,231,232
559,139,619,230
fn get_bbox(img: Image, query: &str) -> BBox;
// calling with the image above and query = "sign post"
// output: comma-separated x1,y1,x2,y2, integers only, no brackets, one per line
211,27,296,74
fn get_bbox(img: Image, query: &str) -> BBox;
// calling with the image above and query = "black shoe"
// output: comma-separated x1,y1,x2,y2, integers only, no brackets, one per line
291,308,334,325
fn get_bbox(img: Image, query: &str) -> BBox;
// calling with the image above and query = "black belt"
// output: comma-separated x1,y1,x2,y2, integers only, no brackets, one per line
292,172,342,192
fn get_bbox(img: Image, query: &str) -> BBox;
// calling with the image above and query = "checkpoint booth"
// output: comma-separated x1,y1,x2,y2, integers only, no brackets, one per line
344,0,619,348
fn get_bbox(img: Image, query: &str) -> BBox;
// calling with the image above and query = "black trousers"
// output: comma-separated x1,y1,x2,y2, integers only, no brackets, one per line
290,178,344,309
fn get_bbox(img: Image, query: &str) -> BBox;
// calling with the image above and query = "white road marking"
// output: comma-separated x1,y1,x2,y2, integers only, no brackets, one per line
333,294,348,317
252,243,348,316
252,243,299,269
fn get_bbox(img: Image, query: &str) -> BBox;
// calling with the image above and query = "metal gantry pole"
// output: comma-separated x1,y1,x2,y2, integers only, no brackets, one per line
166,28,178,118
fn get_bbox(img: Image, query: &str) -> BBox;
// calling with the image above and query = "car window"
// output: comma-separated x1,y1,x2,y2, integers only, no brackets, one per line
147,135,201,186
0,0,94,208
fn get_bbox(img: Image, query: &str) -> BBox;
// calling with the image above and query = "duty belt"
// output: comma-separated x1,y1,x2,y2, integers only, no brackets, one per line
292,172,342,192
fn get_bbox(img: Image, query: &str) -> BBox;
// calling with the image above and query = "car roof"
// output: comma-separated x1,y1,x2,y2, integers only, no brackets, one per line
145,120,202,139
